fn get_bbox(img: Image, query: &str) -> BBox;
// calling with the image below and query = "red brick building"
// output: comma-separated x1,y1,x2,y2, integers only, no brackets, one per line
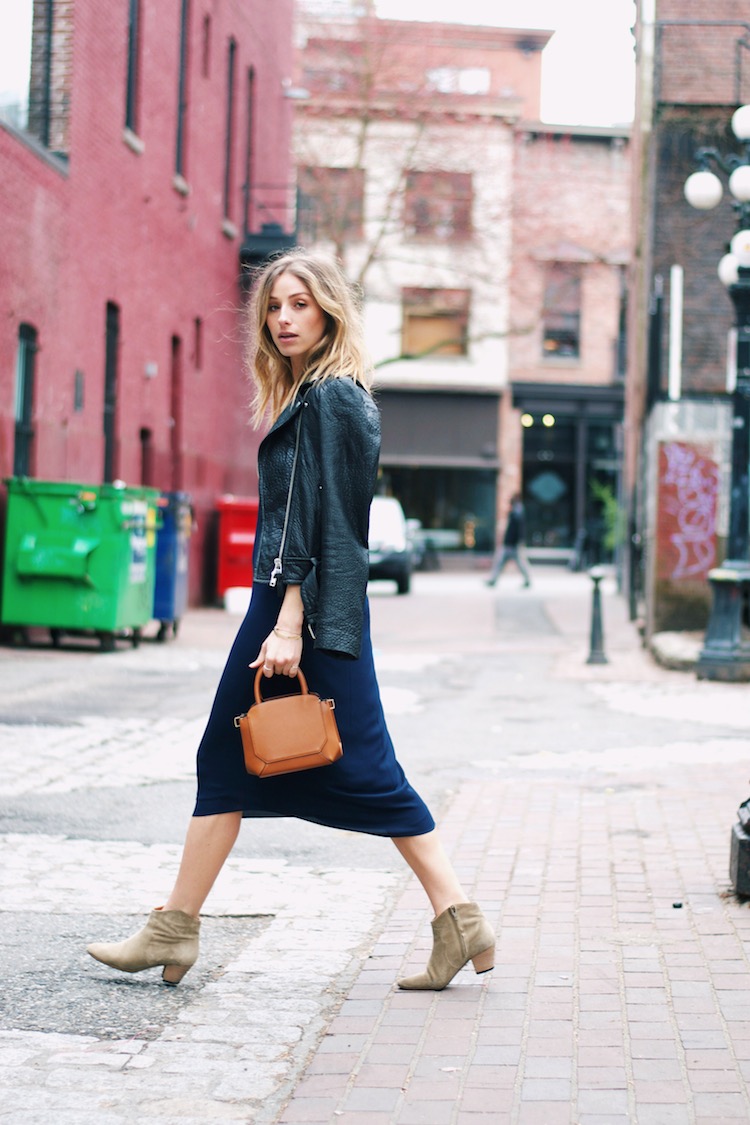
507,123,630,561
627,0,750,631
0,0,295,602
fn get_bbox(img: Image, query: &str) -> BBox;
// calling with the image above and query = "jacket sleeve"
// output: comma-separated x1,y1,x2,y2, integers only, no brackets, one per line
307,379,380,659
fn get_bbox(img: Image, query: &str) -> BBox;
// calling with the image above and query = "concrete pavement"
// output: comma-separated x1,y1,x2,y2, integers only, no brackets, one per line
1,569,750,1123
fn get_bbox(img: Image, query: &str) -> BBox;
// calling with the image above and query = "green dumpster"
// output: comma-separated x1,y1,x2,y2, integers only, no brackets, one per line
1,478,161,650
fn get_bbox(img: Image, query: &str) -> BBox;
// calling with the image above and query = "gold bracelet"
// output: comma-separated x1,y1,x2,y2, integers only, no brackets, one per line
273,626,302,640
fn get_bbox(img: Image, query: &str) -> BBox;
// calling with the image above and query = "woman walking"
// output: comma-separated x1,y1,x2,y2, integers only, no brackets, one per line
86,250,494,991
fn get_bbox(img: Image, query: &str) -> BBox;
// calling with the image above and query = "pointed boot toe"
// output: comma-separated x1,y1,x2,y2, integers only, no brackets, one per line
87,908,200,985
397,902,495,991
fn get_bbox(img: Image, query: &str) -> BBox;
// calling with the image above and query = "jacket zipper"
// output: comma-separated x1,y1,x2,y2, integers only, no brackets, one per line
269,402,305,588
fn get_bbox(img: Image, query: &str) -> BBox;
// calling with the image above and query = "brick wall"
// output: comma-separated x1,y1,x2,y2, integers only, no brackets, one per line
626,0,750,629
0,0,294,602
652,111,738,396
501,126,631,514
510,128,631,386
655,0,750,106
297,17,550,120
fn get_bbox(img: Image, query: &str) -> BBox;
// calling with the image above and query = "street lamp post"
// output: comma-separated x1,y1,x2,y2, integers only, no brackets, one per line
684,105,750,680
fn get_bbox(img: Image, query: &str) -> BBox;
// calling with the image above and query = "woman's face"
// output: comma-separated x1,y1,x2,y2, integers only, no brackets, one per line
266,270,327,377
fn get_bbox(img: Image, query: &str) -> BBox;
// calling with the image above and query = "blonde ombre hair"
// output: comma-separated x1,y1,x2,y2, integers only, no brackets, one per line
248,249,373,426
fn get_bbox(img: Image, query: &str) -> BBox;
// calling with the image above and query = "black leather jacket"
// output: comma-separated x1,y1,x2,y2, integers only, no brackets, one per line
254,377,380,660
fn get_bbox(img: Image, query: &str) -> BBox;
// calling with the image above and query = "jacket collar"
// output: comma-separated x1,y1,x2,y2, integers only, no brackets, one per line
261,380,317,443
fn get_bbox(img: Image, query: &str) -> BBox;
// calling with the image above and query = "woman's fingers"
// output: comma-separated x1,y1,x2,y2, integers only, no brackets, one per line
250,633,302,677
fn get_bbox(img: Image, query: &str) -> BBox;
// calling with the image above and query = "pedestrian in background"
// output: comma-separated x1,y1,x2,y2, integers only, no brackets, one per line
486,493,532,588
86,250,494,992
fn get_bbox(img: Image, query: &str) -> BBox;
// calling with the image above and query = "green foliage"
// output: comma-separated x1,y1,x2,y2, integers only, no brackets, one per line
590,478,623,551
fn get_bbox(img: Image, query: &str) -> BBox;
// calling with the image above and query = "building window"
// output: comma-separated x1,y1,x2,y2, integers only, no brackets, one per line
542,262,581,359
404,171,472,241
223,37,237,221
170,335,184,490
26,0,72,155
401,288,470,358
193,316,203,370
103,302,120,484
242,67,255,234
426,67,490,95
175,0,191,178
139,427,154,486
297,166,365,245
14,324,37,477
201,14,211,79
125,0,142,134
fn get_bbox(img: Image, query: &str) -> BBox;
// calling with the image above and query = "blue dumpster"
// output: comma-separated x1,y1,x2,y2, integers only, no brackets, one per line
153,491,193,640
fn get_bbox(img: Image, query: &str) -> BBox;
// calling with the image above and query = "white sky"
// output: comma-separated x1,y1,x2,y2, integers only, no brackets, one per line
0,3,33,108
0,0,636,128
374,0,636,126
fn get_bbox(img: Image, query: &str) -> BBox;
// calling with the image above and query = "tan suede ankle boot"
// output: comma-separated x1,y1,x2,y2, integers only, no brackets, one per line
397,902,495,991
86,907,200,985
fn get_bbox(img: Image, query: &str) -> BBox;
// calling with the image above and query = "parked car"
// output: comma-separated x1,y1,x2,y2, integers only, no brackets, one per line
368,496,413,594
405,518,426,570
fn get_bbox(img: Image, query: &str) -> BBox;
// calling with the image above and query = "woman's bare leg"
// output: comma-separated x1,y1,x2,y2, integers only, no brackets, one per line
392,829,470,916
163,811,242,917
392,829,495,989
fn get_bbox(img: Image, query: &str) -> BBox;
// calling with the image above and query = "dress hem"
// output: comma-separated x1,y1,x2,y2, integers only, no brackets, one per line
192,801,435,838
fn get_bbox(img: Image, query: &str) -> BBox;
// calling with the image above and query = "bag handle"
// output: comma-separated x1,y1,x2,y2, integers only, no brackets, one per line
254,666,309,705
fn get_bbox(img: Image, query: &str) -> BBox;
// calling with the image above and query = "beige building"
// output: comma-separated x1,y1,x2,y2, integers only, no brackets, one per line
294,6,631,560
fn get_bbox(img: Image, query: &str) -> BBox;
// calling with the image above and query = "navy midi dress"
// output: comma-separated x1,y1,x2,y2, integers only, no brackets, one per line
193,517,434,838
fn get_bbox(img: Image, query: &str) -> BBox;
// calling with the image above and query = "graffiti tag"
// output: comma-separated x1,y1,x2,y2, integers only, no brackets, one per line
658,442,719,580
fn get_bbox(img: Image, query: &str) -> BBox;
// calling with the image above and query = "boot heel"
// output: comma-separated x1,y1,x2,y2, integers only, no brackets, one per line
162,963,192,986
471,945,495,974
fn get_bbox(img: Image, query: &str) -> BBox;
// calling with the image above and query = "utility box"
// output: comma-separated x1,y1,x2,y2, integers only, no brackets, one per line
1,477,160,650
216,494,259,601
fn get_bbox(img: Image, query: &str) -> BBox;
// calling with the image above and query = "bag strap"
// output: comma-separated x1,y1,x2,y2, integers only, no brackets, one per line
269,405,304,587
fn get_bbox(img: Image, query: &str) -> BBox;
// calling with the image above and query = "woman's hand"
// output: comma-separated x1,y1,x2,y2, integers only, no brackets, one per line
250,585,305,678
250,629,303,678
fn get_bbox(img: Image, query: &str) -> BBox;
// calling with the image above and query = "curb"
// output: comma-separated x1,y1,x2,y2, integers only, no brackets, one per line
649,630,702,672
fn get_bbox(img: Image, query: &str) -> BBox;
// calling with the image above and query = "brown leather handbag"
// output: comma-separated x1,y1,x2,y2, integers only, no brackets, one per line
234,668,342,777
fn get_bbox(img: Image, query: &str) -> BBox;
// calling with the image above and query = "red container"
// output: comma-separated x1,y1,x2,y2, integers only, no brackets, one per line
216,495,259,599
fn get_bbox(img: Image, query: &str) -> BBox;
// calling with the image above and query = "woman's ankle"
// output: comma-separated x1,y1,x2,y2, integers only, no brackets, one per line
162,901,200,918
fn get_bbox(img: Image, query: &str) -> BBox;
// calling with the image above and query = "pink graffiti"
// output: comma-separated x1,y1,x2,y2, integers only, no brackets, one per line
660,442,719,579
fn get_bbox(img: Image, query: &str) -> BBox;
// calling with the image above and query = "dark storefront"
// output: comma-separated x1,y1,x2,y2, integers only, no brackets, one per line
512,383,624,563
375,389,500,552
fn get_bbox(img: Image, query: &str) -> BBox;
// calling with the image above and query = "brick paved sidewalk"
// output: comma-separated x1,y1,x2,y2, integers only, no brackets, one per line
276,585,750,1125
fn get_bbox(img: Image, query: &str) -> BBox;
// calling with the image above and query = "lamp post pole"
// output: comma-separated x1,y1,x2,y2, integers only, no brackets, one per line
726,276,750,563
684,106,750,680
695,270,750,680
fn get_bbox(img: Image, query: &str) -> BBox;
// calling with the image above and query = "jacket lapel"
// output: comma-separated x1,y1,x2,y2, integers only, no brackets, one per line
259,382,317,450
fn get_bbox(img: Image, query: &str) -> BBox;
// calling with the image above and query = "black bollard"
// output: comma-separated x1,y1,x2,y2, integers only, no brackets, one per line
586,566,608,665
